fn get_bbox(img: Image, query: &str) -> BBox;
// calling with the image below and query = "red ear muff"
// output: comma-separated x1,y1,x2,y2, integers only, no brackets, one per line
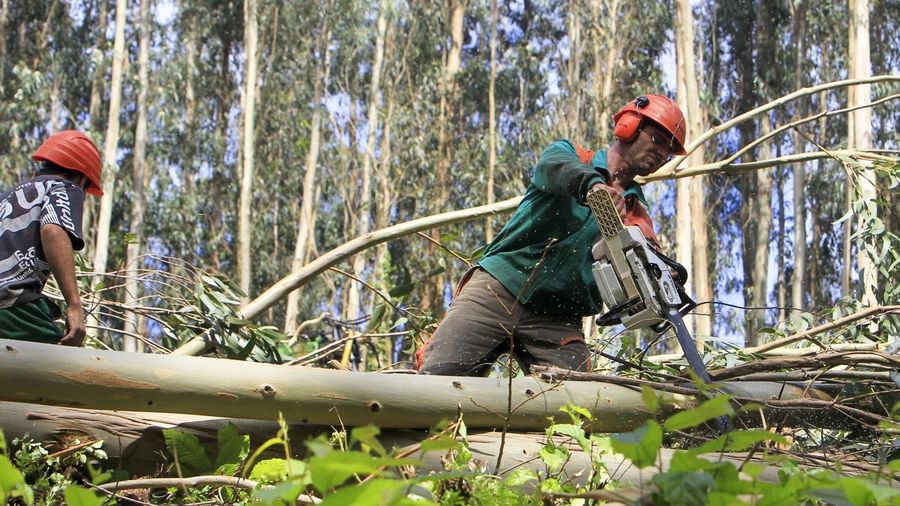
613,111,642,142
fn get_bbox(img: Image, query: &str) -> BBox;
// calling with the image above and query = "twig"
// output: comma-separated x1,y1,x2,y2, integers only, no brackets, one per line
532,366,700,396
748,305,899,354
710,351,900,381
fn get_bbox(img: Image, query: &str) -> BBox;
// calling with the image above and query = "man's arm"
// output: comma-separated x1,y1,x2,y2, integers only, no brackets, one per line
41,224,86,346
532,140,627,219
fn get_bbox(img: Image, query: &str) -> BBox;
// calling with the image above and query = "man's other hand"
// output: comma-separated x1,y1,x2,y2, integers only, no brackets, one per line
590,183,627,220
58,305,86,346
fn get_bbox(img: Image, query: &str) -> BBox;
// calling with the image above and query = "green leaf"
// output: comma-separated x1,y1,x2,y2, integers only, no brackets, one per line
388,282,415,298
641,385,660,413
548,423,590,452
0,455,33,505
651,470,716,506
162,429,213,476
689,430,787,455
319,478,407,506
350,425,386,456
664,395,734,431
249,458,299,483
253,479,308,506
539,442,568,472
610,420,662,469
309,452,417,492
63,486,102,506
214,423,250,473
367,303,387,332
419,436,458,454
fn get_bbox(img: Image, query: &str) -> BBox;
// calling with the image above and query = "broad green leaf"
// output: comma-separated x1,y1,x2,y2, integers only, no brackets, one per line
215,422,250,472
0,455,33,505
388,283,415,298
610,420,662,469
418,436,458,454
309,452,417,492
253,479,308,506
548,423,590,452
319,478,409,506
539,442,568,472
63,486,102,506
651,470,716,506
250,458,287,483
641,385,660,413
664,395,734,431
162,429,213,476
560,404,592,422
688,430,787,455
350,425,386,456
367,303,387,332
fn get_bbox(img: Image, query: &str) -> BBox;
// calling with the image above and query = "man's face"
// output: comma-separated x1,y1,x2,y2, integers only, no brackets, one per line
626,122,675,178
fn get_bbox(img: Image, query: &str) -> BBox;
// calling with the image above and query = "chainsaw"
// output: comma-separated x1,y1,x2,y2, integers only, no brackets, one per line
586,187,712,385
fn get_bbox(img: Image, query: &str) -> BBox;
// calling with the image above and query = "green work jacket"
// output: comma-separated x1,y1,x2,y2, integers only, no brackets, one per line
478,139,656,317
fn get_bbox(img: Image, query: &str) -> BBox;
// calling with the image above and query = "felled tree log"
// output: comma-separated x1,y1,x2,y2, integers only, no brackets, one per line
0,340,831,432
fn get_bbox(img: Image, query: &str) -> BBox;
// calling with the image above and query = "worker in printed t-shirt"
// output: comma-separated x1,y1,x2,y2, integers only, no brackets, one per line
417,95,687,376
0,130,104,346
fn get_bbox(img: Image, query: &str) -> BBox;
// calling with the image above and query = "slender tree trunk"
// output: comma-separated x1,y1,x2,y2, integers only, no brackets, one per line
284,27,331,335
346,0,388,351
373,20,398,309
0,0,8,85
564,0,581,139
424,0,466,312
486,0,498,243
749,118,774,344
92,0,127,276
848,0,877,305
123,0,151,353
83,0,108,255
238,0,259,301
789,3,807,317
89,0,127,339
776,168,786,322
597,0,621,143
674,0,710,340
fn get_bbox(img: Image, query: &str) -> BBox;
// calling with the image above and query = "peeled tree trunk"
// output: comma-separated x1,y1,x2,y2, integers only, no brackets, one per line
1,340,833,433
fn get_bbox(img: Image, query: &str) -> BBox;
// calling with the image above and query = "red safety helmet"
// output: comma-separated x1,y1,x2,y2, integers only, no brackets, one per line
612,95,687,155
31,130,104,196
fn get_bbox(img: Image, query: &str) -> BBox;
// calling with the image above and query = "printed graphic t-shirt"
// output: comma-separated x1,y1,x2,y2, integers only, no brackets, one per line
0,175,85,309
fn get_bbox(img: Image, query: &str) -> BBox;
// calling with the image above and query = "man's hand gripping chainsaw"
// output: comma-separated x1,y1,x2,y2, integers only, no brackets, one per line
586,187,712,385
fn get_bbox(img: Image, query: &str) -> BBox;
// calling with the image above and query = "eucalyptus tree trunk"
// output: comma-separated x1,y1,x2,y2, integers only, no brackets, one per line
237,0,259,302
0,0,7,84
748,119,774,346
790,1,807,316
424,0,466,312
123,0,151,353
596,0,621,142
83,0,109,254
564,1,582,140
848,0,877,305
345,0,388,351
0,339,834,433
486,0,498,243
91,0,127,278
89,0,127,339
284,26,332,336
373,20,398,316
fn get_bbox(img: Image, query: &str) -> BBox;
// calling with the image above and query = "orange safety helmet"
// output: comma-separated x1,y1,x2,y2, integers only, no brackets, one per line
612,95,687,155
31,130,104,196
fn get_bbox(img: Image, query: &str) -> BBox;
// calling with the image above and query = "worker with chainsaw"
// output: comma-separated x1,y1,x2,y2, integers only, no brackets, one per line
418,95,687,376
0,130,104,346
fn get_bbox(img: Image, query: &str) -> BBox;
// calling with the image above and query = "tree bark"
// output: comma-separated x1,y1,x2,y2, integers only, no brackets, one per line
237,0,259,301
88,0,127,339
486,0,498,243
91,0,127,278
848,0,877,305
284,25,332,335
0,339,831,433
345,0,388,345
123,0,151,353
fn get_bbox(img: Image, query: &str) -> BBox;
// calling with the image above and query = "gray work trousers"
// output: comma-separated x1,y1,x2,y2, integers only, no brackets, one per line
417,268,591,376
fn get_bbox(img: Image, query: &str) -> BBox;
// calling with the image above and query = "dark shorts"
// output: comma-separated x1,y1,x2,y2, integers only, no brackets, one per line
0,298,64,344
417,268,591,376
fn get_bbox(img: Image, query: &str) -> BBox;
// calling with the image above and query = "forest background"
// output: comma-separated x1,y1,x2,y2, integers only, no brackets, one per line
0,0,897,366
